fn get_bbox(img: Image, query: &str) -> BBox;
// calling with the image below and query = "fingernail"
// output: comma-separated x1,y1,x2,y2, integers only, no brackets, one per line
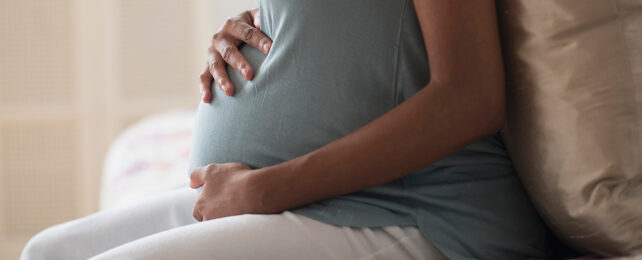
241,67,248,78
263,43,271,53
226,85,233,96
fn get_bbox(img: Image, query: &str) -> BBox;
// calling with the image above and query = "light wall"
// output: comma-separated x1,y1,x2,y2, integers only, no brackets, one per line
0,0,257,258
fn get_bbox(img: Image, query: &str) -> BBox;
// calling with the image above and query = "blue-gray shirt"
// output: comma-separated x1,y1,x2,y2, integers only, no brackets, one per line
188,0,549,259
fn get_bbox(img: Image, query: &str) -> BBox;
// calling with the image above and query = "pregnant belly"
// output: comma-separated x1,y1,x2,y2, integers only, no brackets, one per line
188,42,396,172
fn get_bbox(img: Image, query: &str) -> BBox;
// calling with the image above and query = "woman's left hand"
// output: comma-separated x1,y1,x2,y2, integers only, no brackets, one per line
189,162,265,221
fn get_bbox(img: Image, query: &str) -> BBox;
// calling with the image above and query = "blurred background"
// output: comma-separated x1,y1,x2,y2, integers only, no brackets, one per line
0,0,256,258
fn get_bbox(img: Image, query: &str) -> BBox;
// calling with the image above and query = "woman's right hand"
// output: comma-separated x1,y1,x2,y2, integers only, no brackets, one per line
199,8,272,103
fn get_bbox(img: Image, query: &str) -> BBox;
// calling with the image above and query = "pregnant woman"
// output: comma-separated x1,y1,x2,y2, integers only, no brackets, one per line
22,0,550,259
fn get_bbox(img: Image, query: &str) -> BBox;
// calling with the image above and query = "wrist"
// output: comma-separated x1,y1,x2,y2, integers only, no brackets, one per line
247,157,306,214
247,165,283,214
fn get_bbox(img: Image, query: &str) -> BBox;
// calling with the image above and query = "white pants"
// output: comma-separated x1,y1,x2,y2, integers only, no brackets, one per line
21,187,447,260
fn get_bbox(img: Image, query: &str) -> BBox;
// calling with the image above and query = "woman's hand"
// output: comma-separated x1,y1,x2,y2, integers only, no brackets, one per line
203,0,506,216
199,9,272,102
189,162,267,221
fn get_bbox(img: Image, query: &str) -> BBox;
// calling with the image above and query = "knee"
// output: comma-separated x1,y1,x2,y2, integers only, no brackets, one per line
21,226,68,260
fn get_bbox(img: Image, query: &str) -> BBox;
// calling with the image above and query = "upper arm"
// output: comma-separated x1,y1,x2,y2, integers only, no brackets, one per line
412,0,504,89
412,0,505,126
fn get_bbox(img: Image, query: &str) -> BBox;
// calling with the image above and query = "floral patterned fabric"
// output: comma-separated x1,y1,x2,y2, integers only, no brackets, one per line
100,107,196,210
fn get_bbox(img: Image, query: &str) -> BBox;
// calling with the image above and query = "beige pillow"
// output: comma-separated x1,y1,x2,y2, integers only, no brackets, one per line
497,0,642,257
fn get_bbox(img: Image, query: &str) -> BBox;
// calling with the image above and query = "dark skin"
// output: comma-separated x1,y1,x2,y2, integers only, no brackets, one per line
199,9,269,99
191,0,504,222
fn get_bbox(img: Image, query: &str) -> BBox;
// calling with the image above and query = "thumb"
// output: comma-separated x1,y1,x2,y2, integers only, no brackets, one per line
189,167,205,189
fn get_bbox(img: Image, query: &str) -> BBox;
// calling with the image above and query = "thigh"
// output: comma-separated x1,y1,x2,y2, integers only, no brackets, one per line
21,187,198,260
90,211,447,260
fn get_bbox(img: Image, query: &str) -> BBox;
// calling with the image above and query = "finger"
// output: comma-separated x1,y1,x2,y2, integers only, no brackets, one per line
227,162,251,170
250,9,260,30
208,50,235,96
230,21,271,56
189,167,206,189
192,204,203,222
199,62,213,103
215,41,255,82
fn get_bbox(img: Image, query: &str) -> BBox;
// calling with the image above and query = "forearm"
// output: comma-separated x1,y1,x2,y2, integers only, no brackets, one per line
248,0,503,214
252,80,504,213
